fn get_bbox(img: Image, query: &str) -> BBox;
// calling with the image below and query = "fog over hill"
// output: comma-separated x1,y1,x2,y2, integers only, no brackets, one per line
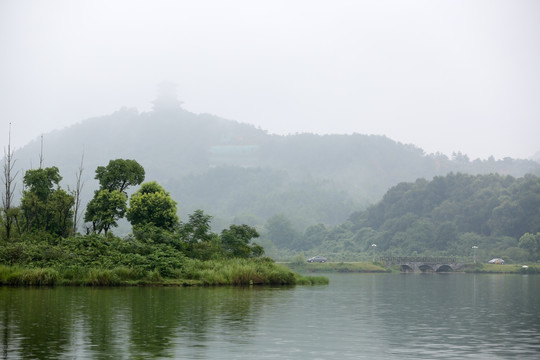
6,98,540,232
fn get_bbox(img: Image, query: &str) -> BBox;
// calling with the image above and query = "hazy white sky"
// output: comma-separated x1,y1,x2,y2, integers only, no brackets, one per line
1,0,539,160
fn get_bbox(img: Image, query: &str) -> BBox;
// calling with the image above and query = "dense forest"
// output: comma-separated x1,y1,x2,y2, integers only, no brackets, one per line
7,95,540,234
275,173,540,263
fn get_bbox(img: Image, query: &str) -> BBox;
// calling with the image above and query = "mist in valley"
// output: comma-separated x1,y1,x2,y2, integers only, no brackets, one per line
1,0,540,260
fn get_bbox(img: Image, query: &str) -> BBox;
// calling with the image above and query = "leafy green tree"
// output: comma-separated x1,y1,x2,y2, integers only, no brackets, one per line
23,167,62,202
20,167,74,237
180,209,213,244
46,189,75,237
220,224,263,258
127,181,178,231
85,159,146,235
84,190,127,235
177,210,222,259
95,159,145,194
20,192,43,233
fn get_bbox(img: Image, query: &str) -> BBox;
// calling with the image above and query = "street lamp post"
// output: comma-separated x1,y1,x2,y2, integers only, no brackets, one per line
371,243,377,263
472,245,478,264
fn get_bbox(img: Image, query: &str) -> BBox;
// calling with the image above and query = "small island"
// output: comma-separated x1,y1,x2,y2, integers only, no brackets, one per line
0,159,327,287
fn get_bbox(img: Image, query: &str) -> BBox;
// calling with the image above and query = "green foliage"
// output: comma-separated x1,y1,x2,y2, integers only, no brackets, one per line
84,190,127,235
291,253,306,265
294,275,329,285
0,236,305,286
0,234,187,278
19,167,74,237
339,173,540,260
0,265,59,286
95,159,145,193
177,210,222,259
179,209,214,244
220,224,263,258
267,173,540,262
86,268,120,286
127,181,179,231
82,159,146,235
23,167,62,201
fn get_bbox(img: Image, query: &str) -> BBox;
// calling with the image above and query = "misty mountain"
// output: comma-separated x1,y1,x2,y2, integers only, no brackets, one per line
8,103,540,232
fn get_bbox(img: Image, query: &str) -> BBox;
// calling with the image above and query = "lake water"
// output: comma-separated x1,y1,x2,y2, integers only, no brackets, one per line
1,273,539,359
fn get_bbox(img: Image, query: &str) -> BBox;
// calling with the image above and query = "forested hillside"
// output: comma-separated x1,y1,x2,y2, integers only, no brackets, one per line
7,100,540,233
285,173,540,262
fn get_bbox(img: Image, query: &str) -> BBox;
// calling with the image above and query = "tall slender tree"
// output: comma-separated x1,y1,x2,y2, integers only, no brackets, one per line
2,123,19,241
71,150,85,235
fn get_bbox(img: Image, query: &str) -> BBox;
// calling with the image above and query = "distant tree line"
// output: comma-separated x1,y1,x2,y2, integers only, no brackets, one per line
261,173,540,263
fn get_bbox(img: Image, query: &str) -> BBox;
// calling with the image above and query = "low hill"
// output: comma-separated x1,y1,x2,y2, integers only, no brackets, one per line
292,173,540,263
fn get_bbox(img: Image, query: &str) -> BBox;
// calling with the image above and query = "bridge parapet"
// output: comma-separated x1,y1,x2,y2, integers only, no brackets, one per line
379,257,463,272
380,256,457,264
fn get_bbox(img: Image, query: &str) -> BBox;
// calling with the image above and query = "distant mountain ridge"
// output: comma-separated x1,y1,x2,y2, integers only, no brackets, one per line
8,105,540,231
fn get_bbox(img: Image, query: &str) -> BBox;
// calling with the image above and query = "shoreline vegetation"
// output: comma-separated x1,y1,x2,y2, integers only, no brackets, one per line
0,158,330,287
0,235,331,287
1,258,538,288
286,262,540,274
0,259,329,287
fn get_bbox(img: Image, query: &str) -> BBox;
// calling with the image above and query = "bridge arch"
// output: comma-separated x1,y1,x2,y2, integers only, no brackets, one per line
400,264,414,272
418,264,434,272
380,257,464,273
436,264,454,272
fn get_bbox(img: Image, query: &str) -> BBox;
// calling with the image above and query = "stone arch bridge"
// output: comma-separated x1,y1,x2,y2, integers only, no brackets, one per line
380,257,465,273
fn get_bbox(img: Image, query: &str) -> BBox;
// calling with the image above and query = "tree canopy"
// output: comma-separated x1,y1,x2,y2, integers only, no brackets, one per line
20,167,74,237
127,181,178,231
95,159,145,194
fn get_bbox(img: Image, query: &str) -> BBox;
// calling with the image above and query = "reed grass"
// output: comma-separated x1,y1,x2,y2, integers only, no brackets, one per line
181,258,298,285
0,265,59,286
294,275,330,285
85,268,120,286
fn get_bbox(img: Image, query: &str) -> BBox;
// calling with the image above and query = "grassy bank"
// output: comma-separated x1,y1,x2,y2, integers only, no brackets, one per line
462,263,540,274
286,261,390,273
0,259,328,287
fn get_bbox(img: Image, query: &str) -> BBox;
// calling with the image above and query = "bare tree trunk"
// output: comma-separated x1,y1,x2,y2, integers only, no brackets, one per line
72,149,85,235
2,123,19,241
39,134,44,169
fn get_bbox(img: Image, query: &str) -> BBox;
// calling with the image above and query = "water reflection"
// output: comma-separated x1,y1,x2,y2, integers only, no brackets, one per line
1,275,539,359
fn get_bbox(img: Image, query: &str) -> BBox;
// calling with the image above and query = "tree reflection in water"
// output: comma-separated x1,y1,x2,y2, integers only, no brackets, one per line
0,286,275,359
